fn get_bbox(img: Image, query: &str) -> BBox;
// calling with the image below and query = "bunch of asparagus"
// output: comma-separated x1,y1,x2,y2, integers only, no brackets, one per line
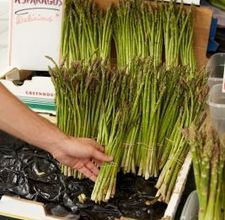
163,2,196,70
91,62,145,202
114,0,163,69
187,118,225,220
155,69,208,202
61,0,112,66
136,61,166,179
50,58,113,177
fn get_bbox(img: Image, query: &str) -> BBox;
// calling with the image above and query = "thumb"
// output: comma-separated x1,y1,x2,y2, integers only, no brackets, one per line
92,149,113,162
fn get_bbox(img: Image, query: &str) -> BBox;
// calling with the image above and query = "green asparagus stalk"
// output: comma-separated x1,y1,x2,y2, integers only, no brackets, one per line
91,110,127,202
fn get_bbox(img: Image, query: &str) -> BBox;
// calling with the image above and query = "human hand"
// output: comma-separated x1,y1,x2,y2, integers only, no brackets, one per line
50,137,113,181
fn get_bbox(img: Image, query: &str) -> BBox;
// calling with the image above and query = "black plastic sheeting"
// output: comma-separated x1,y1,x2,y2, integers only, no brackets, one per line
0,131,166,220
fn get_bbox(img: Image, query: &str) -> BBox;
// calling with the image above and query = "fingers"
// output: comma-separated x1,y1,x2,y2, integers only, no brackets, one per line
81,138,104,152
78,165,97,182
92,149,113,162
78,137,112,163
72,159,100,182
55,136,113,182
85,161,99,176
93,159,103,166
89,139,104,152
97,145,104,152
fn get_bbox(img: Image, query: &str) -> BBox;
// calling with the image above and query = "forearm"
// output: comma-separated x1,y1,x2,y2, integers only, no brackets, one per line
0,83,112,181
0,83,67,153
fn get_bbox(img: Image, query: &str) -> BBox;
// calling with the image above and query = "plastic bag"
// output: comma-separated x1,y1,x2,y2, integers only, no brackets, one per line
0,131,166,219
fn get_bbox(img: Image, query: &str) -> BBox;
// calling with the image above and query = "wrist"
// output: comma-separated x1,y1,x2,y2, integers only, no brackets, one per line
45,133,70,157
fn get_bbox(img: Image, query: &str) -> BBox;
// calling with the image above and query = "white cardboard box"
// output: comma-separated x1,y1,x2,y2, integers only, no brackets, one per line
163,0,200,5
8,0,64,71
0,68,56,115
0,0,9,75
0,196,61,220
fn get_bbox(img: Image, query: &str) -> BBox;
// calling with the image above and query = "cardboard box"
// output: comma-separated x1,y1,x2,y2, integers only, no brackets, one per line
0,0,9,75
0,68,56,115
0,196,61,220
8,0,64,71
163,0,200,4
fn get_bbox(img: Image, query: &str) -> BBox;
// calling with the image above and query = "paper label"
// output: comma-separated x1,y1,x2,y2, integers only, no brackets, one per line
9,0,64,71
163,0,200,4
